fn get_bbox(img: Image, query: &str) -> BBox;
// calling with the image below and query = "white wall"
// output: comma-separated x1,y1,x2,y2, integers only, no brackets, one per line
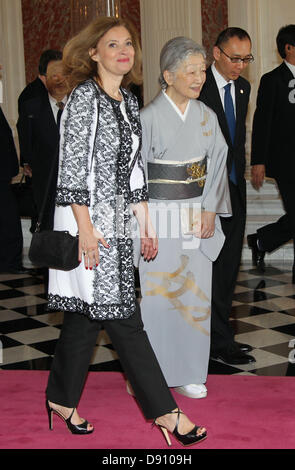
140,0,202,105
0,0,26,136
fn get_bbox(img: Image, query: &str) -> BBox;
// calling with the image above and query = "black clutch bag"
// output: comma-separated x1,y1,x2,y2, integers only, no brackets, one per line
29,228,79,271
28,149,79,271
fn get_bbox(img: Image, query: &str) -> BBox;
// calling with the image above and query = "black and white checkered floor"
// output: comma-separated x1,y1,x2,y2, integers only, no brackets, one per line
1,262,295,376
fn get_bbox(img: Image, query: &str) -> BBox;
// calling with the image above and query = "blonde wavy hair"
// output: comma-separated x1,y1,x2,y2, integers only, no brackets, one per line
62,16,142,92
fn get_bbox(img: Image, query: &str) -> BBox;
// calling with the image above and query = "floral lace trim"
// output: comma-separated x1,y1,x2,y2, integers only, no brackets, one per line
47,293,136,321
130,187,149,204
56,187,90,206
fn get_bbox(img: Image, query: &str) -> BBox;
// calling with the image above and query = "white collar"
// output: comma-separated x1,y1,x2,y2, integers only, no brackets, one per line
162,90,191,121
284,60,295,77
211,62,235,90
48,93,67,106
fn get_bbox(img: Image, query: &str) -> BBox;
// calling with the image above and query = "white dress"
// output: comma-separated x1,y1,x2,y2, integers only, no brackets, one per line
48,79,148,321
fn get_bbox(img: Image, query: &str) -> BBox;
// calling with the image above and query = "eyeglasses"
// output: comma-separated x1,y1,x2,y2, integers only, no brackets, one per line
218,47,254,64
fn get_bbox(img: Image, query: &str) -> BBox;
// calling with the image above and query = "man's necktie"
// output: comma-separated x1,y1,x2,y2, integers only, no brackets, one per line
56,101,65,130
224,83,237,185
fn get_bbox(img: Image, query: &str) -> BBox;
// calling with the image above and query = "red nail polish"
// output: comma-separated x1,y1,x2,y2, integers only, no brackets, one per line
90,267,93,270
96,264,98,267
86,267,88,270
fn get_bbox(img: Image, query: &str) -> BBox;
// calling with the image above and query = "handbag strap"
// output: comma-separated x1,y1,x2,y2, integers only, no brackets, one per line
36,80,101,232
35,146,59,232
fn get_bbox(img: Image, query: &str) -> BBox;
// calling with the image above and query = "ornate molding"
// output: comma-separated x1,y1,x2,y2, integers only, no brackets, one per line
70,0,121,35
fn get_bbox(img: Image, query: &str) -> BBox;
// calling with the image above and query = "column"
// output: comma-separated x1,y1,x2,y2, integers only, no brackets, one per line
140,0,202,105
228,0,295,173
0,0,26,133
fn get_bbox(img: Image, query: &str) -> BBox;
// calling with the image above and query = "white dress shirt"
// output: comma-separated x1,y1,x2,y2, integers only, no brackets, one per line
211,62,236,116
284,60,295,78
48,94,67,123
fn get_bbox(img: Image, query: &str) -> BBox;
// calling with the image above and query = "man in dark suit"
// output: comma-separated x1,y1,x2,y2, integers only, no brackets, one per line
247,25,295,283
18,50,62,174
18,50,63,234
17,59,67,292
0,106,27,274
199,27,255,365
17,58,67,230
18,50,62,111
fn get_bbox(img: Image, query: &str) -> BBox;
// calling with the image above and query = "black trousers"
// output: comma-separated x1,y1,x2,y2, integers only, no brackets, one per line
46,302,177,420
0,183,23,271
257,178,295,263
210,182,246,353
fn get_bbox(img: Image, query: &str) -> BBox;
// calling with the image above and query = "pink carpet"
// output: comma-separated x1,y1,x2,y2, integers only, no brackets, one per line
0,371,294,449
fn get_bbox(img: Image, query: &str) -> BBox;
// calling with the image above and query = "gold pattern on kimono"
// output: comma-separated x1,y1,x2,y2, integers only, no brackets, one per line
201,110,209,126
201,110,212,136
145,255,210,335
187,162,207,187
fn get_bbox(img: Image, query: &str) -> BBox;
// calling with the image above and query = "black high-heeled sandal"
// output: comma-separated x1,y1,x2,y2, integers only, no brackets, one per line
46,400,94,435
153,408,207,446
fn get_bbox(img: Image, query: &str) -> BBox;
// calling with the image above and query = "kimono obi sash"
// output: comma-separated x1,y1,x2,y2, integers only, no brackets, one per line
147,156,207,200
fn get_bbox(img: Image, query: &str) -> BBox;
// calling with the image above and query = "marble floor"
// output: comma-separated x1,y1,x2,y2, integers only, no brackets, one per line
1,261,295,377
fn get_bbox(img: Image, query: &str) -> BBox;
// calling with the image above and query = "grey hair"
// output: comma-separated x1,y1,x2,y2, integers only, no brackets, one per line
159,36,206,90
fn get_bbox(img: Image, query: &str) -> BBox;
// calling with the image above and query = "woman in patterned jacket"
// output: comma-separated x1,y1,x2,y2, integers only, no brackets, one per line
45,16,207,446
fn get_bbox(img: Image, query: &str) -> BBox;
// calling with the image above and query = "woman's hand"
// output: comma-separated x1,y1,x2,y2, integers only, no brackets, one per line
132,202,158,261
79,226,110,269
71,204,109,269
140,224,158,261
194,211,216,239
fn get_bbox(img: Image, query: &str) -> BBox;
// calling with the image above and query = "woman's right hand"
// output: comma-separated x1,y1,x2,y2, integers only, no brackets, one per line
79,226,110,269
194,211,216,239
71,204,110,269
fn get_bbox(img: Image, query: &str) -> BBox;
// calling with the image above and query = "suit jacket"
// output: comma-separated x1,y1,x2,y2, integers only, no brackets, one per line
199,66,251,206
251,62,295,179
17,92,60,226
17,78,48,167
0,107,19,182
18,77,47,114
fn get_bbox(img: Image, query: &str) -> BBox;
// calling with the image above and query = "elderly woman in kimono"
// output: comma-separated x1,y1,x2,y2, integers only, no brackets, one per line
137,37,231,399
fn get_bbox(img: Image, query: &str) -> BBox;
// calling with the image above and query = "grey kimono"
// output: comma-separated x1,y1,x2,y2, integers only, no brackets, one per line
137,92,231,386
